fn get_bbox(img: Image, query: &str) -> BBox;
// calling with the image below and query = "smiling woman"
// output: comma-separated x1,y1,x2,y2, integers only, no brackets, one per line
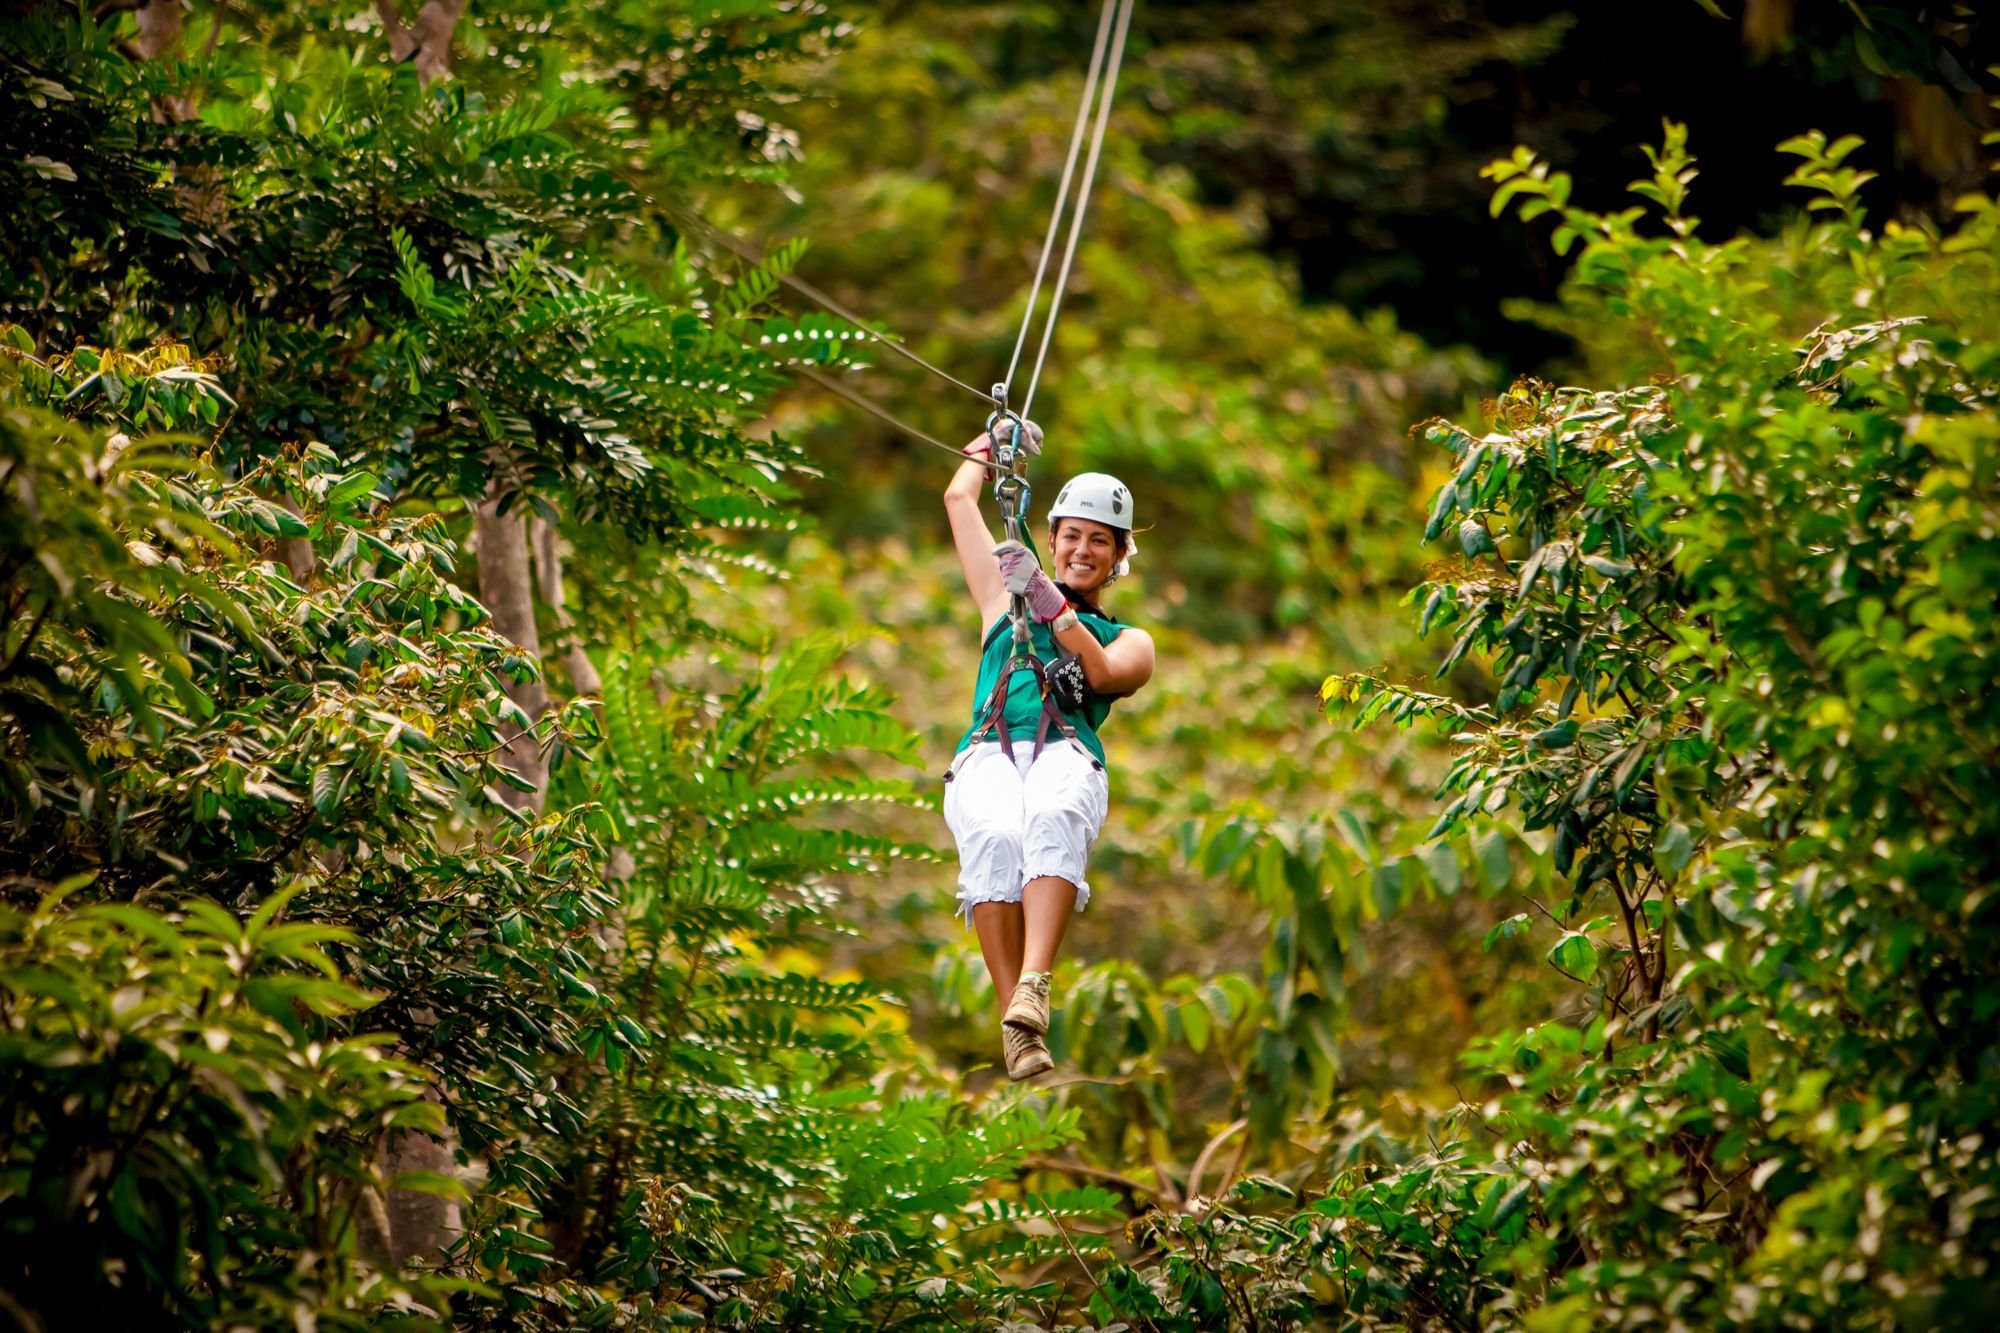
940,424,1157,1081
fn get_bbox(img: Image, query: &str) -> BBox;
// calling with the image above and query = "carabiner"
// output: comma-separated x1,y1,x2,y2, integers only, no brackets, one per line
993,472,1032,519
983,406,1031,470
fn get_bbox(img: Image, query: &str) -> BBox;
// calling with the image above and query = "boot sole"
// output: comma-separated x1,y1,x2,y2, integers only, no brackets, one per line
1007,1048,1054,1080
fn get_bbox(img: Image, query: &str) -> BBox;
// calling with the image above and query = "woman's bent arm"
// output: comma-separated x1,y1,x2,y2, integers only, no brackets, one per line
1055,621,1155,695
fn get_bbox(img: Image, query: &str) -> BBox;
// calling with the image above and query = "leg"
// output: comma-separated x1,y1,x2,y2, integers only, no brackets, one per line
1002,747,1110,1041
942,744,1029,1012
970,901,1025,1025
1020,876,1076,976
1017,745,1112,978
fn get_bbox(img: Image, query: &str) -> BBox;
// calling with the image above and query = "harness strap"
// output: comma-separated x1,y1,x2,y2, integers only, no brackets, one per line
1032,670,1104,771
947,646,1104,780
947,649,1032,779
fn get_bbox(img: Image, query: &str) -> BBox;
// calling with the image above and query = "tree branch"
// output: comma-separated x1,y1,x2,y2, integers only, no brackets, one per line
1023,1155,1173,1204
373,0,417,61
0,600,53,678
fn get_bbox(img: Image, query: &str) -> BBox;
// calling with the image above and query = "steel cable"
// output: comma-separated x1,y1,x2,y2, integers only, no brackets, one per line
999,0,1120,403
1018,0,1135,422
666,203,999,407
789,363,998,475
615,1,1138,471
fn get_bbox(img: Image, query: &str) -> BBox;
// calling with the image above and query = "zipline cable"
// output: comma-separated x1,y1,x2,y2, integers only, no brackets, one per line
601,172,996,467
668,203,998,407
1018,0,1135,422
615,0,1138,467
999,0,1120,402
790,363,998,474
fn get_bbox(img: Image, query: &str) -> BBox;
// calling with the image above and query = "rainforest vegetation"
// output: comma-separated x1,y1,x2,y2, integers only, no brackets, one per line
2,1,1997,1329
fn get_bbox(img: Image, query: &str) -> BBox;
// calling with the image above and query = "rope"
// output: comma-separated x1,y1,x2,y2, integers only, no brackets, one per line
999,0,1119,402
1019,0,1135,421
669,204,998,406
789,363,998,474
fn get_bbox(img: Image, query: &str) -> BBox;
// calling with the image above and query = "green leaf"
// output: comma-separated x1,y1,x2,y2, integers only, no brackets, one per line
326,470,381,508
1417,839,1461,896
1653,821,1694,877
1583,554,1634,578
1548,931,1599,980
386,1171,469,1203
312,766,338,815
1424,484,1458,541
1484,913,1532,950
1530,719,1578,750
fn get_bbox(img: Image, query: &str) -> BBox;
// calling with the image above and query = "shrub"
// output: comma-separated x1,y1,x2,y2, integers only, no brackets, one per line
1329,125,2000,1328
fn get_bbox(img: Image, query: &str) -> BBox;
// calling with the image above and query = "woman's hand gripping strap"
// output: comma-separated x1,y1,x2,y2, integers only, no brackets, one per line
993,540,1070,623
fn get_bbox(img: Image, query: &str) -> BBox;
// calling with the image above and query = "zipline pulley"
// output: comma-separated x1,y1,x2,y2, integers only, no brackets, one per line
984,390,1037,650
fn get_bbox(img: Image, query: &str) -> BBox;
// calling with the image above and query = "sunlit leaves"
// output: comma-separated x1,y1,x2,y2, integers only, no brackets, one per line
1335,121,2000,1330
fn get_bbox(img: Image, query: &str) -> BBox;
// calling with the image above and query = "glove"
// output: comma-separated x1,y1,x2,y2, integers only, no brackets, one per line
993,540,1069,623
977,418,1043,458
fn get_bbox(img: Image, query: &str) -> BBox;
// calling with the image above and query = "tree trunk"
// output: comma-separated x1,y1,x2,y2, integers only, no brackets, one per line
475,491,550,812
274,493,314,585
378,1087,461,1266
373,490,549,1268
374,0,468,84
132,0,183,60
530,517,603,699
128,0,198,121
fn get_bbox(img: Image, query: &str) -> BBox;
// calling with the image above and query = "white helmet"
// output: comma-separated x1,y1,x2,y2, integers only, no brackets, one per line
1047,472,1137,581
1047,472,1134,531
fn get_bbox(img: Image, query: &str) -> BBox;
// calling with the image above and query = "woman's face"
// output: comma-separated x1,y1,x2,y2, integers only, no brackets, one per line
1049,518,1122,593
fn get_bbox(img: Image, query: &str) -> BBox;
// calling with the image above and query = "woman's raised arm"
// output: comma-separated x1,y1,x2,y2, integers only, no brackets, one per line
945,433,1009,634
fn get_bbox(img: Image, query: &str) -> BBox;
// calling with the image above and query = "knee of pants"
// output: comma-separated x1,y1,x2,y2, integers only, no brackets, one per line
1023,796,1096,844
954,818,1024,867
1020,751,1108,832
1020,807,1093,879
954,819,1026,918
1020,788,1105,883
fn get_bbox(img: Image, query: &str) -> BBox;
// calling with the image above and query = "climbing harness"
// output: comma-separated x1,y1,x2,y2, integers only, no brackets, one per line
943,0,1135,784
945,395,1105,785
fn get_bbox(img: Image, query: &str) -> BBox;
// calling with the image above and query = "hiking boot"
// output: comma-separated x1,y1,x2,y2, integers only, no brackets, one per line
1004,971,1052,1034
1003,1020,1054,1081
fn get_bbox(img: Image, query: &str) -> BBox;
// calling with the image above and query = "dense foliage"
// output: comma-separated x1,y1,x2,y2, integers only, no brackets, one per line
4,1,1997,1330
1319,125,2000,1327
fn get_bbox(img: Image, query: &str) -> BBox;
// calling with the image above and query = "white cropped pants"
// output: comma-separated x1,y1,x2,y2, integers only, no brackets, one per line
942,741,1109,926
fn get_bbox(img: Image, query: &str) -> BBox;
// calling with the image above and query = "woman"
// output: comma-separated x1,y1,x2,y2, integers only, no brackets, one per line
942,426,1156,1080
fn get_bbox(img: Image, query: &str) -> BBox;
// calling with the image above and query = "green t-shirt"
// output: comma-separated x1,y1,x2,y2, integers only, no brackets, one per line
956,606,1125,764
